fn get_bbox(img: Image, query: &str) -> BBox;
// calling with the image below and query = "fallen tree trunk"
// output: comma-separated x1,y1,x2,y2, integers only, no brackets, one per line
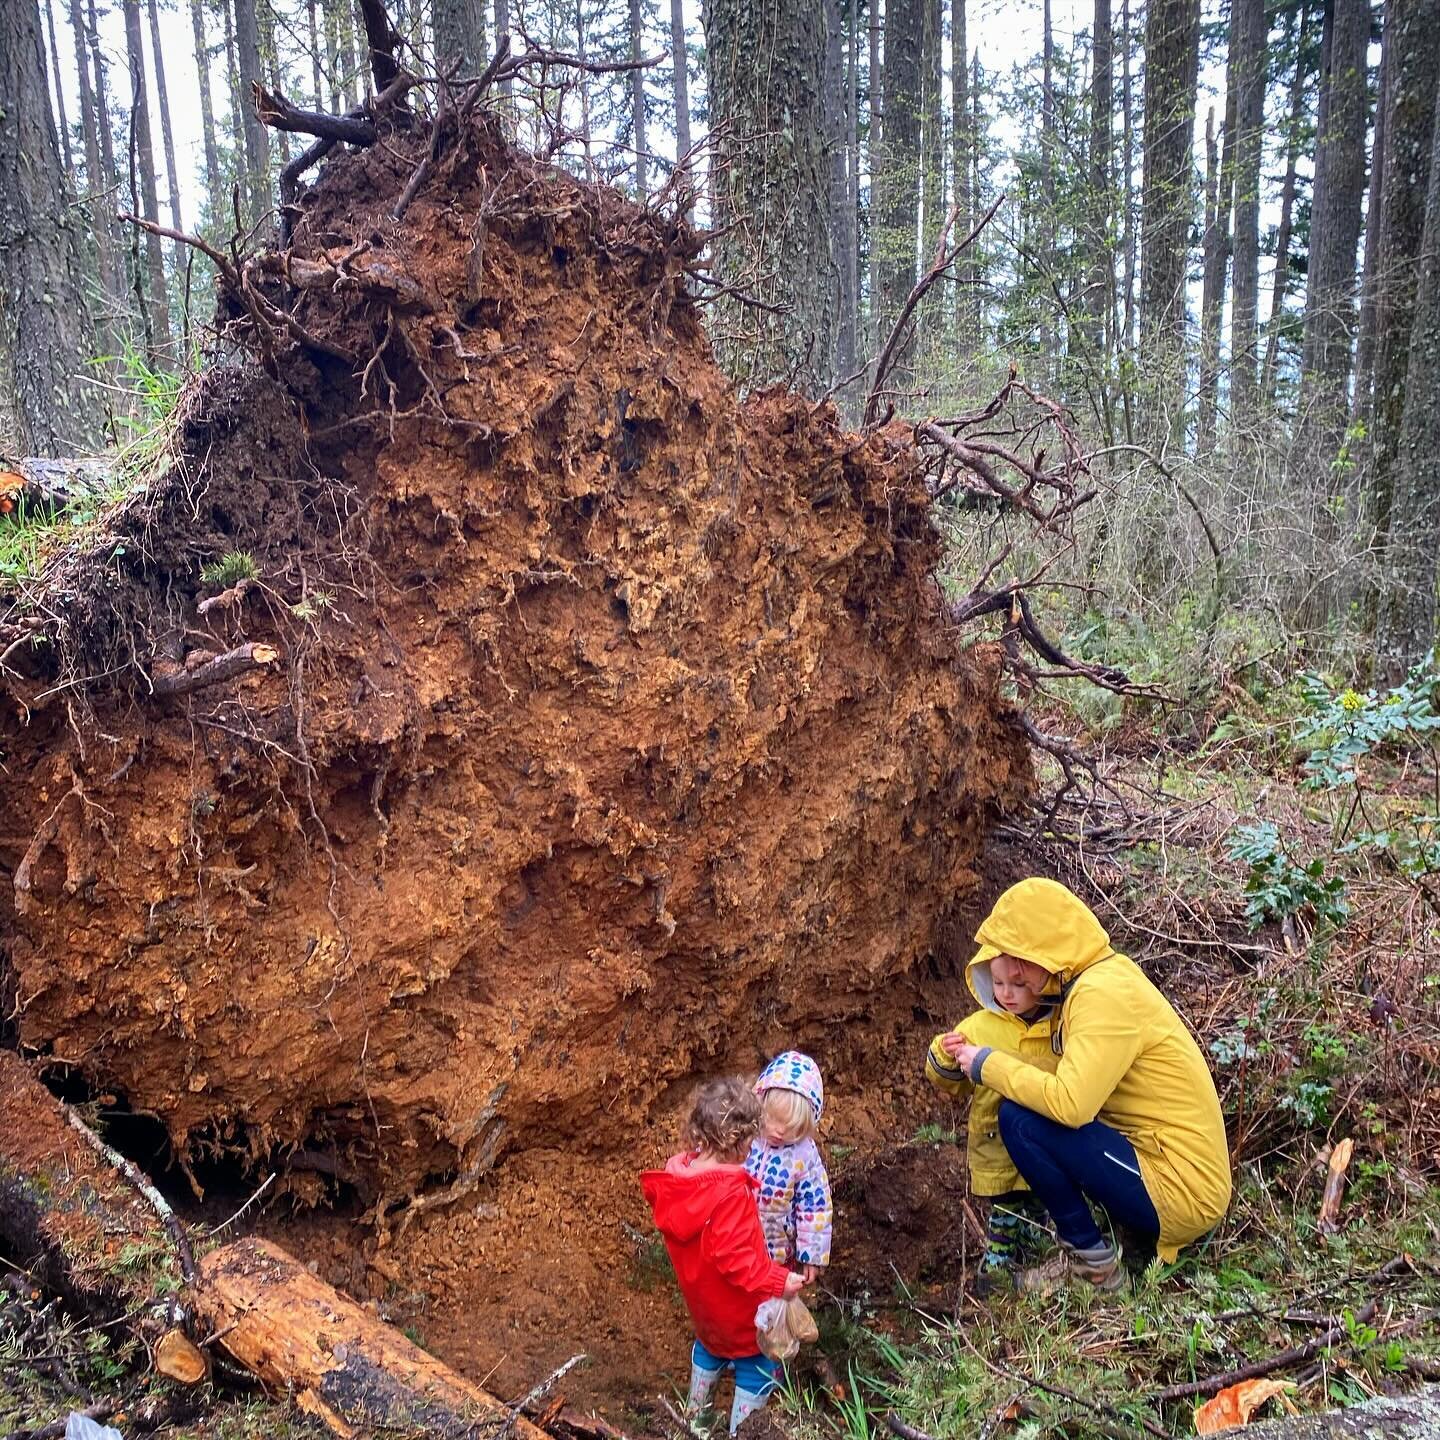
0,457,113,516
1239,1385,1440,1437
0,1051,549,1440
196,1237,550,1439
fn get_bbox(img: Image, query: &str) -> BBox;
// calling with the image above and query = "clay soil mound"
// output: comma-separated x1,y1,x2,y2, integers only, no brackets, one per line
0,116,1027,1211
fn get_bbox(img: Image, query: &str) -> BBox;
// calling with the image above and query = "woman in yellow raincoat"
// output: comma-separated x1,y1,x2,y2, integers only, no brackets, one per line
937,877,1231,1291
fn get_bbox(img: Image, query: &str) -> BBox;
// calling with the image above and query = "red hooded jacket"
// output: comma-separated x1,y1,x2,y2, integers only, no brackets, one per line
641,1153,792,1358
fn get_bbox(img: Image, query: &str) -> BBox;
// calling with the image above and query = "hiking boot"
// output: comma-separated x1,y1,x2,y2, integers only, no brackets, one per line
1019,1241,1127,1295
971,1259,1017,1299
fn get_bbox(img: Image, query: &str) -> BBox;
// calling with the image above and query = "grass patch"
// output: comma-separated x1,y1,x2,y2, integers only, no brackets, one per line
779,1179,1440,1440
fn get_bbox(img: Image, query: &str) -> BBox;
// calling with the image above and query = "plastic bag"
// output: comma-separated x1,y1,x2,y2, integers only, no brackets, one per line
65,1416,123,1440
755,1295,820,1361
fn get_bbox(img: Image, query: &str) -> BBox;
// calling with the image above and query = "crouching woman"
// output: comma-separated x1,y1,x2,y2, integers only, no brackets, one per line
937,877,1231,1291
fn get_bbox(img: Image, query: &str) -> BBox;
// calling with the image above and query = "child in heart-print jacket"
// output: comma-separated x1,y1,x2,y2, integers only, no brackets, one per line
745,1051,833,1282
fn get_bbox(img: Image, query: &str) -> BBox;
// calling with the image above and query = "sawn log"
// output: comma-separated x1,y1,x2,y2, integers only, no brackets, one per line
0,1051,549,1439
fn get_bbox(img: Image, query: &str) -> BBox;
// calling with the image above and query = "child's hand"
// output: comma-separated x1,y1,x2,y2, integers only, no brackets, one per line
941,1034,983,1073
782,1271,806,1299
802,1264,823,1285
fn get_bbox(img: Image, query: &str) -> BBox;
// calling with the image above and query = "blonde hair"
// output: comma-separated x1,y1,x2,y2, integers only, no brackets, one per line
760,1087,816,1143
684,1077,761,1158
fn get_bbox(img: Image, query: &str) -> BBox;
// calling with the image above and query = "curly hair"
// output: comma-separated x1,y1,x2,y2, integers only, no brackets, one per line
683,1076,761,1157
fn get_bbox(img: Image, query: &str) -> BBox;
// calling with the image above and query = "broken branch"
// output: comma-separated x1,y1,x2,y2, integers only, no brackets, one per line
1153,1301,1378,1403
150,642,279,697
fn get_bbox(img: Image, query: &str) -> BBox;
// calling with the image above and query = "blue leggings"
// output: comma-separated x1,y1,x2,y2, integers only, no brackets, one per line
691,1339,780,1397
998,1099,1161,1251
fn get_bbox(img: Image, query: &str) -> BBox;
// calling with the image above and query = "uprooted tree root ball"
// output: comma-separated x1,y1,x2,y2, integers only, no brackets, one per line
0,114,1029,1217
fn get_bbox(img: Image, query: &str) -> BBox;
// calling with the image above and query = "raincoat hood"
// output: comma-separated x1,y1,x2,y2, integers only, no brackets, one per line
642,1153,758,1244
966,878,1114,1013
755,1051,824,1120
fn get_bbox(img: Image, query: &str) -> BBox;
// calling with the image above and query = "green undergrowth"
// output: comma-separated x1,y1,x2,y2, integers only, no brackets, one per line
0,345,186,589
781,1179,1440,1440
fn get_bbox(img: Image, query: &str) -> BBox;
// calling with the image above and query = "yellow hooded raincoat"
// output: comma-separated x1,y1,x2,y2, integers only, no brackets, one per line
961,878,1231,1261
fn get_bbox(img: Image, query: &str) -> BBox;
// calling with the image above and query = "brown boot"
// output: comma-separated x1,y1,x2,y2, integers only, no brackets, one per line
1019,1241,1127,1295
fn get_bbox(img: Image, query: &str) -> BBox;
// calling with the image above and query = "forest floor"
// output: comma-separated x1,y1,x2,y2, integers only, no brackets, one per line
4,681,1439,1440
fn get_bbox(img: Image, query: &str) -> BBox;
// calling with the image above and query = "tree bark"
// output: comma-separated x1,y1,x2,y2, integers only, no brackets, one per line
1120,0,1135,438
495,0,511,97
1229,0,1266,426
875,0,922,350
1139,0,1201,443
952,0,971,338
827,0,856,379
1198,18,1237,461
234,0,272,227
306,0,324,107
1085,0,1112,356
190,0,224,224
323,0,342,109
43,0,74,177
0,0,102,452
1375,76,1440,676
868,0,883,350
1262,0,1313,406
630,0,647,197
122,0,171,353
919,0,944,309
670,0,692,170
1354,23,1390,424
1297,0,1370,458
146,0,186,301
704,0,839,390
1366,0,1440,581
69,0,116,335
434,0,482,75
259,0,291,170
87,0,117,207
1038,0,1056,383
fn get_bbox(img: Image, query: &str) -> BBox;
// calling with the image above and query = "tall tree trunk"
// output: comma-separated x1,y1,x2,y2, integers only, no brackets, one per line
1262,0,1312,406
952,0,971,338
495,0,511,97
1354,26,1390,424
1374,78,1440,676
122,0,171,355
1197,17,1237,460
868,0,883,349
146,0,185,301
917,0,942,358
223,0,246,195
435,0,482,74
972,50,983,338
1139,0,1201,442
259,0,290,168
233,0,271,227
1120,0,1136,438
1086,0,1112,353
704,0,838,389
1297,0,1370,458
306,0,323,107
1038,0,1056,383
847,0,860,368
670,0,692,170
43,0,74,177
69,0,116,326
1229,0,1266,428
1197,105,1224,456
630,0,647,196
827,0,856,380
323,0,342,109
1365,0,1440,580
875,0,922,348
0,0,102,450
190,0,224,223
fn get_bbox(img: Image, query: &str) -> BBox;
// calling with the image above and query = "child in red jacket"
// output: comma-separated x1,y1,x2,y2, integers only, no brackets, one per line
642,1076,805,1433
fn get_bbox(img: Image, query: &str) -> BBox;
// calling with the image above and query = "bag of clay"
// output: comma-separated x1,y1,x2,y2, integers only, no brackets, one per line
755,1295,820,1361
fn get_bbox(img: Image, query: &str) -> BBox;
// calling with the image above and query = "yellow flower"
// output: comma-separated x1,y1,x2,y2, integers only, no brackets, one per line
1339,689,1365,713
